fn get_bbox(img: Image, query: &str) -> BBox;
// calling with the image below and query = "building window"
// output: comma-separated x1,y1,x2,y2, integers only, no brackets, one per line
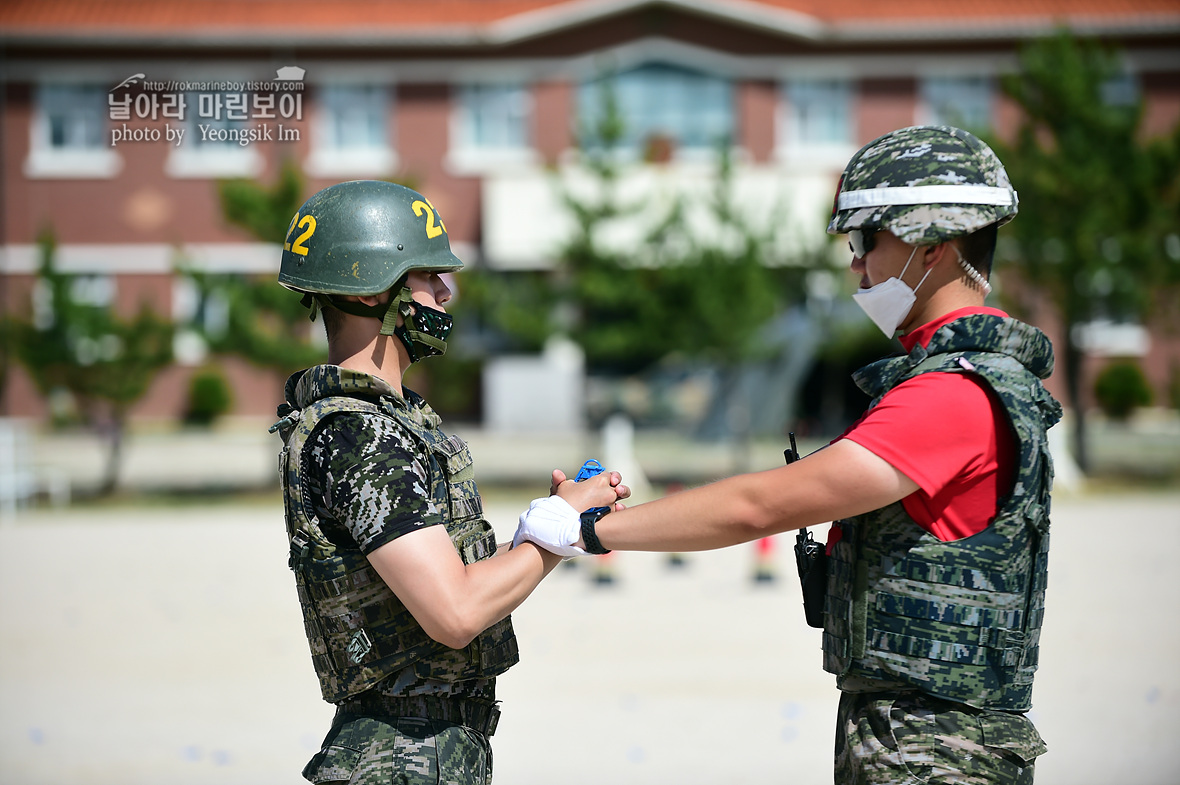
579,63,734,159
1101,72,1139,108
457,84,531,151
44,84,106,149
320,85,387,150
783,79,852,147
921,76,993,131
307,84,394,177
447,83,534,173
165,92,262,179
25,83,121,178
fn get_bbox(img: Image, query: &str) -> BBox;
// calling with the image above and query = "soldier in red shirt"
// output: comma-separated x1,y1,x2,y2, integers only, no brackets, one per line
518,126,1062,784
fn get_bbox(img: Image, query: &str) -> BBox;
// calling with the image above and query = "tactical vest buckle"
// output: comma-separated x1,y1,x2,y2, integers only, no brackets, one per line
483,704,501,737
269,403,301,439
289,529,311,571
980,627,1029,668
1008,630,1030,669
347,629,373,664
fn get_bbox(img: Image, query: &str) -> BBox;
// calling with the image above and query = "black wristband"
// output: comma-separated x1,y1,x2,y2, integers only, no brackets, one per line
580,507,612,555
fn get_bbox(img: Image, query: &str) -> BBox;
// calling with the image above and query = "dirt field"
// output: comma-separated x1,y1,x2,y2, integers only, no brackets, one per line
1,489,1178,784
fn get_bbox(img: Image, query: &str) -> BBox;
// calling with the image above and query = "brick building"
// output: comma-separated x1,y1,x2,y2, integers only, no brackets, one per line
2,0,1179,423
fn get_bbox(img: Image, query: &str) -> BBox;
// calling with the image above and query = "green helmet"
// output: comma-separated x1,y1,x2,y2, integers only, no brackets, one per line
279,180,463,360
279,179,462,297
827,125,1018,246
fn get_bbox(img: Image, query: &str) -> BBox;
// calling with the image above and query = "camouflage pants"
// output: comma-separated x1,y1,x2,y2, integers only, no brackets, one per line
834,691,1046,784
302,712,493,785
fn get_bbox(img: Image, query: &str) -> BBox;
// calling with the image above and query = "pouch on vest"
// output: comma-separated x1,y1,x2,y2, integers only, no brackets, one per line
795,528,828,628
979,711,1048,766
785,434,829,629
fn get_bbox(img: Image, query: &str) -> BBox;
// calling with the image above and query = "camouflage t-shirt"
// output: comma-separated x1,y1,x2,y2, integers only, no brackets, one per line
301,380,494,701
305,408,444,554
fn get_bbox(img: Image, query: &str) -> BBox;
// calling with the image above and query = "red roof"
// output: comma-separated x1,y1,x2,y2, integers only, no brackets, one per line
763,0,1180,20
1,0,1177,40
0,0,558,30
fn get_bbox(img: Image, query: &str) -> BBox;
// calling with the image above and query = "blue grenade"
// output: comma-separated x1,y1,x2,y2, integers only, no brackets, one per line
573,459,611,517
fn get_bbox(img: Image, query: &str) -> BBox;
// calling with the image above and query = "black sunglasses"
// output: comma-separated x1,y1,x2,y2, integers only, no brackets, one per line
848,228,878,258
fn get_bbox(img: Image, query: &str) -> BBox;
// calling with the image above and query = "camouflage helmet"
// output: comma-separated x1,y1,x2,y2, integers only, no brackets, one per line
827,125,1018,246
278,180,462,297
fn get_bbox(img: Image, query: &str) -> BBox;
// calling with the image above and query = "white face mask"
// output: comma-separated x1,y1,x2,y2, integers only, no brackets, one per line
851,246,932,337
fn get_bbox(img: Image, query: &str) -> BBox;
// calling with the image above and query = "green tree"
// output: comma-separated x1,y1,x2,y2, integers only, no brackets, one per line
13,231,173,496
992,30,1180,471
465,80,810,381
220,155,305,243
181,159,323,379
563,151,802,374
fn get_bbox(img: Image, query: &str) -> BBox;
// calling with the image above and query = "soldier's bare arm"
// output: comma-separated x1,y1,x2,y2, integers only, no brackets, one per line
587,439,918,552
366,527,558,649
367,470,626,649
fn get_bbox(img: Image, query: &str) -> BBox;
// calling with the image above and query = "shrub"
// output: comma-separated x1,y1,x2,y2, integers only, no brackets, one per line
184,366,233,426
1094,359,1152,421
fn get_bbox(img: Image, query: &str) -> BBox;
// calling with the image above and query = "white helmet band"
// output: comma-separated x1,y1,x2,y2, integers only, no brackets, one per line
837,184,1016,210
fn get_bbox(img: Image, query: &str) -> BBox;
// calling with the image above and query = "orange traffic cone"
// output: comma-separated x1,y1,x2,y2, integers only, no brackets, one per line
753,536,776,583
592,551,617,585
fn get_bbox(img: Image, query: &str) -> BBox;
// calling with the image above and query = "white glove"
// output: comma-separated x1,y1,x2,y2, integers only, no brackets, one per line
513,495,588,558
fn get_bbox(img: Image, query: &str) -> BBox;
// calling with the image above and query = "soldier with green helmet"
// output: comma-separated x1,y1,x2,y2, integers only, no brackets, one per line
271,180,628,785
518,126,1061,783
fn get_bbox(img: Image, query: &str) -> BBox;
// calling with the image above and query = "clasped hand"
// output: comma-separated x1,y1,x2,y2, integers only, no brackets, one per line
512,468,629,557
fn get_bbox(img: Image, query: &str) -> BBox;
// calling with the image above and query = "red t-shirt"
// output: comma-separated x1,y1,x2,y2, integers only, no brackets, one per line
834,307,1016,542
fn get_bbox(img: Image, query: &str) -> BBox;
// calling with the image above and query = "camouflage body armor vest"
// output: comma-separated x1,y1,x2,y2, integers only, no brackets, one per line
823,315,1062,711
273,367,519,704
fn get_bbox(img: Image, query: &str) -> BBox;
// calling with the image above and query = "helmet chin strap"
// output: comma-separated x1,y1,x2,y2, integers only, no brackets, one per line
302,284,450,363
299,292,323,322
385,286,442,363
304,290,393,325
381,286,413,338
